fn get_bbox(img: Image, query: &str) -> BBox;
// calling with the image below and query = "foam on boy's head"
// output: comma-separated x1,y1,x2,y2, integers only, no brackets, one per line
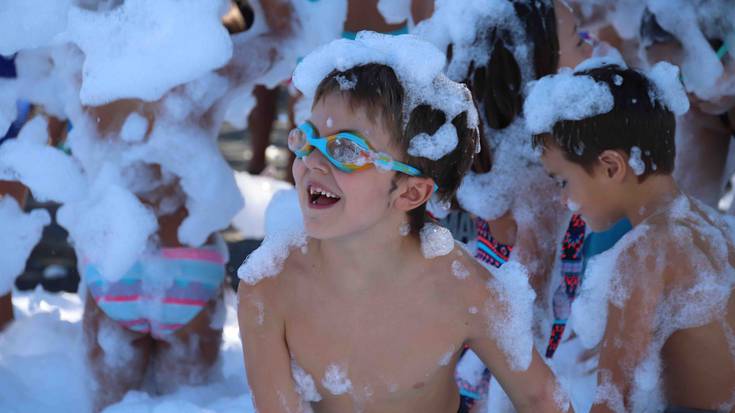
526,59,688,180
293,32,479,235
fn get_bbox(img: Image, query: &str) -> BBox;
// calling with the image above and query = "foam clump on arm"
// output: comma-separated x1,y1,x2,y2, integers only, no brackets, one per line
0,197,50,295
238,189,306,285
524,67,614,135
63,0,233,105
291,360,322,402
484,260,537,371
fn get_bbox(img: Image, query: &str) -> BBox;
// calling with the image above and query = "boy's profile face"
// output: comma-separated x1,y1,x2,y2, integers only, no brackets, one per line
539,138,622,232
293,92,403,240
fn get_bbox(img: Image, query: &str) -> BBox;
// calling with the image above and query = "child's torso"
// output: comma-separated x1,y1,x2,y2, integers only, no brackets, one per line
279,249,480,413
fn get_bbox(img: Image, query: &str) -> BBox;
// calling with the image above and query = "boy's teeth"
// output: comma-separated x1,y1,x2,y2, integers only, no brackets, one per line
309,186,339,199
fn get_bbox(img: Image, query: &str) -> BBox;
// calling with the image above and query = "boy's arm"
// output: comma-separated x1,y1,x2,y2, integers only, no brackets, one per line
464,274,570,413
237,279,306,413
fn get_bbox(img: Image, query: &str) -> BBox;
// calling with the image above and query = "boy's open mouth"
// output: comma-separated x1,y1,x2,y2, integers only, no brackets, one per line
308,185,341,208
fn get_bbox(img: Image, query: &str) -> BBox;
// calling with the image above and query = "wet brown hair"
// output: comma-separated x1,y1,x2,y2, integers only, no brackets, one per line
454,0,559,173
532,65,676,179
313,63,478,235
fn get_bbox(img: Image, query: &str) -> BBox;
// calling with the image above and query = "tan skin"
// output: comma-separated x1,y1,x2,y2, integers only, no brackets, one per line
238,93,567,413
541,140,735,411
82,2,296,409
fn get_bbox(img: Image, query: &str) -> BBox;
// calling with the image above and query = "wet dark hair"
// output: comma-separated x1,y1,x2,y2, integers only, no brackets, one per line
532,65,676,179
313,64,478,236
454,0,559,173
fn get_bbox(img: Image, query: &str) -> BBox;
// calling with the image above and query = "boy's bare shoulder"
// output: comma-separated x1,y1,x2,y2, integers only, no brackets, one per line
421,243,497,308
237,238,316,307
608,196,735,292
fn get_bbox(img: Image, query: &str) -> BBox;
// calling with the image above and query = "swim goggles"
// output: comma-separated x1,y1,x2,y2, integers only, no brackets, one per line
288,122,437,191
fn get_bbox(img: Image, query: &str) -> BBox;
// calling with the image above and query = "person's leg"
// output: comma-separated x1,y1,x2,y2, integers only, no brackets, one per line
151,290,224,393
83,293,152,412
247,85,279,175
0,293,12,332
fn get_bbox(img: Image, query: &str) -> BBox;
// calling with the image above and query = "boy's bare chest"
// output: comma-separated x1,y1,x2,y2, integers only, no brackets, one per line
282,283,468,407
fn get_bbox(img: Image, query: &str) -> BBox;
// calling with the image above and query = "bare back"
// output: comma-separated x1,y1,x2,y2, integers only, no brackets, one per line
589,195,735,412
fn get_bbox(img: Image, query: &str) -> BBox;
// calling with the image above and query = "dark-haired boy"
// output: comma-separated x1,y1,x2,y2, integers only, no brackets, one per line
238,34,569,413
529,63,735,412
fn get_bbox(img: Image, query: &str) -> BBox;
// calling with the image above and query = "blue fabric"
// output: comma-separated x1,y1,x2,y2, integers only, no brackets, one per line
0,55,16,78
581,218,632,273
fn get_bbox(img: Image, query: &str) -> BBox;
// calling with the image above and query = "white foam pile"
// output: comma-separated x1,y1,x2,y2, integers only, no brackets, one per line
0,288,255,413
484,261,537,371
377,0,412,25
644,61,690,116
238,189,306,285
0,0,72,55
232,172,293,240
292,31,478,165
524,67,614,135
0,117,86,203
63,0,233,105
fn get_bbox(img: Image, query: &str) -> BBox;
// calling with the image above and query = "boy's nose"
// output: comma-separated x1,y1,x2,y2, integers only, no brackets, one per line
302,150,330,174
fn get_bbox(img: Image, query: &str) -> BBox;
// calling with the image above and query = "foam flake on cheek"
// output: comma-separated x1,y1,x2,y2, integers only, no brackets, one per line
326,117,334,128
321,363,352,395
451,260,470,280
566,199,581,213
628,146,645,176
420,223,454,259
468,306,478,314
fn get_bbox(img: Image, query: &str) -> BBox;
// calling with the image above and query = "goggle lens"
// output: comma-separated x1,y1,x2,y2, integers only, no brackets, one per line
288,127,307,154
327,136,367,165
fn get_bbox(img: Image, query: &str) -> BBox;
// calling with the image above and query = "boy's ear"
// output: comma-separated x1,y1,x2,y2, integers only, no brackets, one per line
393,176,435,212
597,149,628,182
